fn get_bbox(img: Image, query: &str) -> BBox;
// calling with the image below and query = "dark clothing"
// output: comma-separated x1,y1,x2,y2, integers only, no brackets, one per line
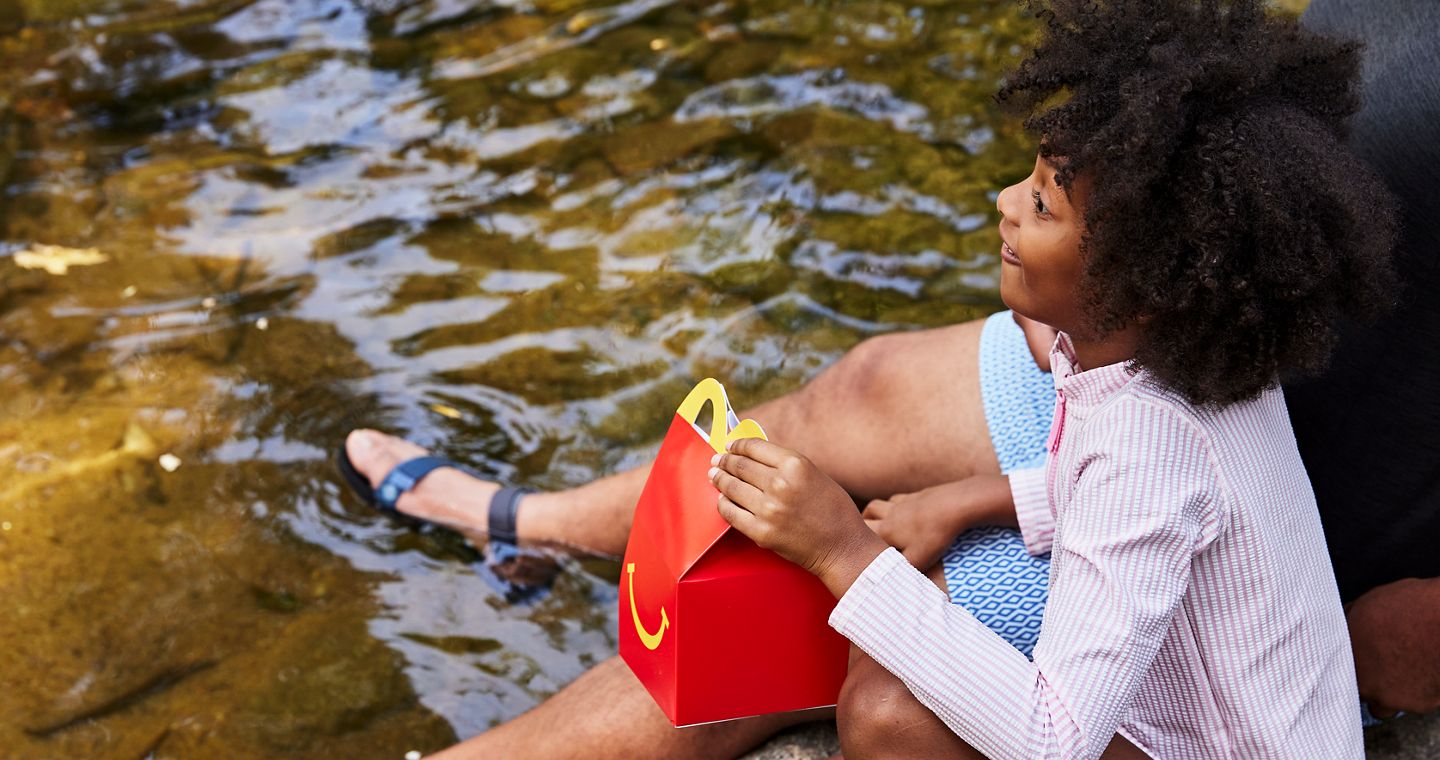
1287,0,1440,602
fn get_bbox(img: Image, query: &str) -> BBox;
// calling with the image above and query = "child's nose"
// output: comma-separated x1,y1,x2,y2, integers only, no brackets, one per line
996,184,1016,225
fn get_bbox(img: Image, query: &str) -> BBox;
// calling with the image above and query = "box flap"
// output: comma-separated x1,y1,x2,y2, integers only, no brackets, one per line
644,414,736,578
640,378,767,578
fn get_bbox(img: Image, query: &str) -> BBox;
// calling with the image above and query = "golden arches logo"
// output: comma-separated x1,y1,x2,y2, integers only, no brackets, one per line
627,563,669,650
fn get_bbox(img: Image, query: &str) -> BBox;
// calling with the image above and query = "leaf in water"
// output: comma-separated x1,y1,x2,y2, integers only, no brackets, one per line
429,404,463,419
12,244,109,275
565,9,607,36
122,423,158,457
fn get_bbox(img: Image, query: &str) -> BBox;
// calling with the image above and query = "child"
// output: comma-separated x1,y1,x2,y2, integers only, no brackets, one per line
708,0,1396,756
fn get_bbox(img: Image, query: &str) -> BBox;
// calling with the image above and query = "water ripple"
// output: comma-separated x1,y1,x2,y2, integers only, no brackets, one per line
0,0,1036,752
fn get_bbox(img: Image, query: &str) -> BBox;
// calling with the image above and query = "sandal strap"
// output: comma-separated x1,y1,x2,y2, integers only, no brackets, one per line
488,486,533,545
375,456,455,510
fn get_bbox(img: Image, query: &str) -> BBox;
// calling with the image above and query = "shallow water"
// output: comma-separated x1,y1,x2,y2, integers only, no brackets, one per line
0,0,1045,755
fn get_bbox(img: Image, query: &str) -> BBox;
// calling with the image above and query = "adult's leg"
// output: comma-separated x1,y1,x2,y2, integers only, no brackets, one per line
345,317,999,556
427,655,831,760
389,313,1053,758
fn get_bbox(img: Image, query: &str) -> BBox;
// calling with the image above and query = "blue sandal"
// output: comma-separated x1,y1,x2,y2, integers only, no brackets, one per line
334,442,554,603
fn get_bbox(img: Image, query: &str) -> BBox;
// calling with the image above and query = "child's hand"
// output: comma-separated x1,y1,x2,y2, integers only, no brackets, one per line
710,438,888,598
862,475,1015,570
862,489,961,570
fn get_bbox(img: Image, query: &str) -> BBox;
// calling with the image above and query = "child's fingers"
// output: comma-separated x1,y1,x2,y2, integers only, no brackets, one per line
861,499,890,519
709,466,765,510
723,436,791,467
717,494,765,539
863,517,889,541
712,451,776,489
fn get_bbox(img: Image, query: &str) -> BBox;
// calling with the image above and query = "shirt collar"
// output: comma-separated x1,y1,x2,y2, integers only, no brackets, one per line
1050,331,1139,408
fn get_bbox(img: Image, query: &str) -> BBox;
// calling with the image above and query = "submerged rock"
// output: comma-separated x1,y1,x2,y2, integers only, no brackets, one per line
239,618,417,747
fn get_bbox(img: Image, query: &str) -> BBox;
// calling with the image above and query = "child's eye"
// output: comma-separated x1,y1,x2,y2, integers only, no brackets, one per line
1031,190,1048,217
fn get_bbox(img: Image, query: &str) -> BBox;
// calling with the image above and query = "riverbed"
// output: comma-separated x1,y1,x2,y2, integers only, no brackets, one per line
2,0,1077,755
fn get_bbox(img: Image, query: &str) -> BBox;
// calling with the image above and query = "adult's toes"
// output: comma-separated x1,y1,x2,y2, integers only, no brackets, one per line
494,553,561,588
345,429,428,487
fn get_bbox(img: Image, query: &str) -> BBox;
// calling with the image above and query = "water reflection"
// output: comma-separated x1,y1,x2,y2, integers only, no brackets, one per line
0,0,1035,754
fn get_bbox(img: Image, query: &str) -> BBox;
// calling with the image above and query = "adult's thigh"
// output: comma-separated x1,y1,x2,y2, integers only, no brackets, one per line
746,318,997,502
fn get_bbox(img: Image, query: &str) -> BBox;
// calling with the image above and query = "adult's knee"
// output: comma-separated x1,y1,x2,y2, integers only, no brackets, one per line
756,333,907,441
813,332,909,407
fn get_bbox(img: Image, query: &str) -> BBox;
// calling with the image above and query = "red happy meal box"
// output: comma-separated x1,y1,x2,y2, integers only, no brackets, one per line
618,378,850,727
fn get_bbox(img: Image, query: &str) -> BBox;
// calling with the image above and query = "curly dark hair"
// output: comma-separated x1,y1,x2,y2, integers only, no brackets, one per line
996,0,1398,407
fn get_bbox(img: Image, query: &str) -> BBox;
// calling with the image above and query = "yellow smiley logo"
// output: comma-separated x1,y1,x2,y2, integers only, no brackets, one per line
627,563,669,650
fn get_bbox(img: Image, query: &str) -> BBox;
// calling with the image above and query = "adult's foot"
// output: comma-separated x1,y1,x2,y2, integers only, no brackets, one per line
344,428,501,545
345,429,570,592
345,426,647,558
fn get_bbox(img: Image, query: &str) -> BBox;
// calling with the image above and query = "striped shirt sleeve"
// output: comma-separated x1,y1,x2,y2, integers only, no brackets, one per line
831,547,1045,758
1009,465,1053,555
830,399,1221,760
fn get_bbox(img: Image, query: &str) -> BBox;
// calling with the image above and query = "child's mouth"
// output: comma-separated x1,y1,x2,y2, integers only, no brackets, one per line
1001,241,1022,266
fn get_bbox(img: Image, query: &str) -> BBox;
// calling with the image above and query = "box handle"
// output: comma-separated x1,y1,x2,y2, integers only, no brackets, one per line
675,378,768,454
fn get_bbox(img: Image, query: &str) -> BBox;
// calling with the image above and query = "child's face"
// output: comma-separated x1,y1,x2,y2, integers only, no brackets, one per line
996,153,1089,336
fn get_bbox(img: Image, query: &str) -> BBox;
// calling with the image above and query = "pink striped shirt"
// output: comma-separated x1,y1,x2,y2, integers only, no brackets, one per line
830,332,1361,758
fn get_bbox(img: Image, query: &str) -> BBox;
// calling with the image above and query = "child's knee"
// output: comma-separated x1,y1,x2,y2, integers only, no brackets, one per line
836,658,924,754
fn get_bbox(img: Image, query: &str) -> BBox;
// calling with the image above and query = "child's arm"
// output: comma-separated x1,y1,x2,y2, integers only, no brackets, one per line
712,420,1215,760
863,465,1054,570
860,475,1017,570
